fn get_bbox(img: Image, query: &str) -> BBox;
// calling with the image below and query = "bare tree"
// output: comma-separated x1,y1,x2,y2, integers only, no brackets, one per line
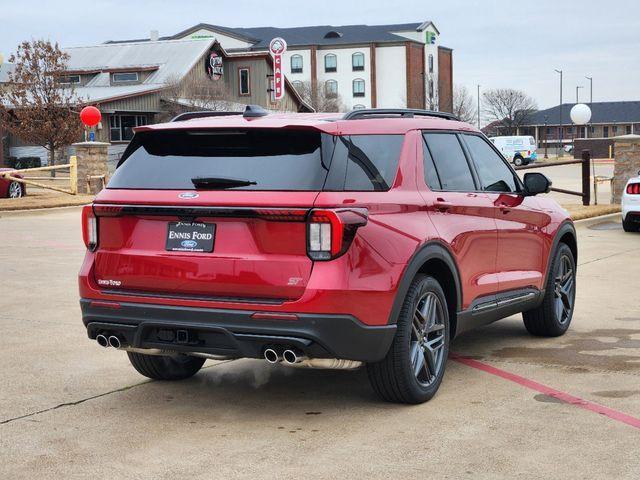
293,81,344,112
482,88,537,135
453,85,477,124
159,74,234,121
0,40,83,167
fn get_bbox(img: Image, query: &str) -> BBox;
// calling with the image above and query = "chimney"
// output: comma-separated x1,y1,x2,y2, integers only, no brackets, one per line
150,30,159,42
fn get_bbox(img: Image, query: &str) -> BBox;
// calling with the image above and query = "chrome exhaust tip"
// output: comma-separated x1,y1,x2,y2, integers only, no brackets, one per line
283,349,306,364
263,348,281,364
96,334,109,348
108,335,122,349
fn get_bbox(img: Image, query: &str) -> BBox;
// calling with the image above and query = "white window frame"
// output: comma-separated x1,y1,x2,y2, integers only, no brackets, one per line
325,79,338,97
112,72,139,83
352,52,365,71
353,78,365,97
109,114,148,142
324,54,337,73
290,54,303,74
59,74,81,85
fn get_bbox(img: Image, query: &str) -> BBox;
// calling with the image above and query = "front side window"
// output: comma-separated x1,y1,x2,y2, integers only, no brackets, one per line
352,52,364,71
325,80,338,98
463,134,518,193
291,55,303,74
238,68,250,95
110,114,147,142
423,133,475,191
353,79,365,97
324,54,337,73
112,72,139,83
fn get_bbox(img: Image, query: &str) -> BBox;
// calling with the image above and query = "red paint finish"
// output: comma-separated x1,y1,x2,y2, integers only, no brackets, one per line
79,113,573,331
0,168,25,197
451,354,640,430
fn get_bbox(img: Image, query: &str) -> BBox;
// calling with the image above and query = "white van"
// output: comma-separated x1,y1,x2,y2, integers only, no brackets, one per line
489,136,538,166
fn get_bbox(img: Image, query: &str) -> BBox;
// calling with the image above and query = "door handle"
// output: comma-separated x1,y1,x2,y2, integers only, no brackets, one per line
434,198,453,212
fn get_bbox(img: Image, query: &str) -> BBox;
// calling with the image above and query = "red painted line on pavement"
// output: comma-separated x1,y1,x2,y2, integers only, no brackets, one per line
450,353,640,430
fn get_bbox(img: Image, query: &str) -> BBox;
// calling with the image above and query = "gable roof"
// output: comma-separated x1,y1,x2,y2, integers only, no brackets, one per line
62,38,216,104
105,21,436,49
523,101,640,126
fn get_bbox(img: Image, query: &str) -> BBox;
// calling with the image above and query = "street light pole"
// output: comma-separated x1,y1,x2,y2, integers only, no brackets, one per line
555,69,563,156
477,84,481,129
585,76,593,138
544,115,549,159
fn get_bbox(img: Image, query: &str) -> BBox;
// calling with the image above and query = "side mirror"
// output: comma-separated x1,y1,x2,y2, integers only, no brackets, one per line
523,172,552,195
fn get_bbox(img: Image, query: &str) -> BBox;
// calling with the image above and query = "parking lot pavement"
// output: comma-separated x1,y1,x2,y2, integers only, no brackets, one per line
0,208,638,479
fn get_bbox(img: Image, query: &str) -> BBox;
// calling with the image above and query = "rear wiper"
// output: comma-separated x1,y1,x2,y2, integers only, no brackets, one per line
190,176,257,189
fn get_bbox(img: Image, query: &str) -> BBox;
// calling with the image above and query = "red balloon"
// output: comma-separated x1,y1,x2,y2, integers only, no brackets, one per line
80,106,101,127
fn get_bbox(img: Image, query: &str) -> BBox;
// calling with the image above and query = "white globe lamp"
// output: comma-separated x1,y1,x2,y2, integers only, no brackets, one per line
570,103,591,125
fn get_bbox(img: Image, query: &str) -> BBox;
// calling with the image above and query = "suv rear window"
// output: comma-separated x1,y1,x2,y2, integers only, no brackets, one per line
109,129,331,191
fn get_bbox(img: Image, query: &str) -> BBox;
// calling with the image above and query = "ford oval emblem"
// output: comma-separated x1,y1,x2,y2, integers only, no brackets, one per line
181,240,198,248
178,192,199,199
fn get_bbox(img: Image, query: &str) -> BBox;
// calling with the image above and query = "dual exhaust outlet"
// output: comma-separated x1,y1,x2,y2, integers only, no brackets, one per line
264,347,306,365
96,334,123,349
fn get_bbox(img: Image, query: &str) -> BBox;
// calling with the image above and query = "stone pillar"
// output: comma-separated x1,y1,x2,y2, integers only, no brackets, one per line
73,141,110,195
612,134,640,203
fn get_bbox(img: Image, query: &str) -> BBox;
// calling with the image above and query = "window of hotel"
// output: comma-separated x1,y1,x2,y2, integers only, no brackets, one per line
59,74,81,85
292,80,303,90
353,79,365,97
324,54,337,73
626,125,632,135
603,126,609,137
352,52,364,71
353,104,366,110
612,125,618,135
110,114,147,142
112,72,139,83
325,80,338,98
428,54,434,73
291,55,303,74
428,80,434,99
238,68,250,96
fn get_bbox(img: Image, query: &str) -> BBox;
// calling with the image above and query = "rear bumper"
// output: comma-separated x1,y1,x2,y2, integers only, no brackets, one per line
80,299,396,362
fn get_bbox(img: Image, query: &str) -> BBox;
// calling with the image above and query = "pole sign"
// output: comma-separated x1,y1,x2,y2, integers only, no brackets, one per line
269,37,287,101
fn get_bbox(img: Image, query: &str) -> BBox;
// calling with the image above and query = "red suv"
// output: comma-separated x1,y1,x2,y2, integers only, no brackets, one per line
79,107,577,404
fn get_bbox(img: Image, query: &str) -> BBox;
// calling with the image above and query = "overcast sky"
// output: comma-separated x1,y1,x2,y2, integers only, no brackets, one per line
2,0,639,109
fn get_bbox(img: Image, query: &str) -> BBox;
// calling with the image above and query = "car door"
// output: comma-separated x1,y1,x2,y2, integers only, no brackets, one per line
460,133,548,294
419,132,500,311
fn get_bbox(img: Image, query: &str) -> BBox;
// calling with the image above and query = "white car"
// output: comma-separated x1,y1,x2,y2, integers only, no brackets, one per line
622,172,640,232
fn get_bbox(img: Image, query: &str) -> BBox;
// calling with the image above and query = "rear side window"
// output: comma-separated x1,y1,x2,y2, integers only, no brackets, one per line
423,133,475,191
463,134,518,193
422,138,441,190
328,134,403,191
109,129,330,191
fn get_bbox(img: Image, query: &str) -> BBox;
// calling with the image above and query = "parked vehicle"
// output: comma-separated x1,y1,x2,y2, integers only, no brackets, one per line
0,169,25,198
489,135,538,166
79,106,577,404
622,171,640,232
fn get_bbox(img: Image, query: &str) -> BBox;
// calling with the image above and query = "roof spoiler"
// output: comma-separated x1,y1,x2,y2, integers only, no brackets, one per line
170,105,269,122
343,108,459,121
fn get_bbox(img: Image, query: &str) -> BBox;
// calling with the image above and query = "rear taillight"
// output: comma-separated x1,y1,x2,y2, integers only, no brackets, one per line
306,208,368,261
82,205,98,251
627,183,640,195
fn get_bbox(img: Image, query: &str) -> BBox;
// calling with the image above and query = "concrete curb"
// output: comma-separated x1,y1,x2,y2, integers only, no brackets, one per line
0,204,88,217
574,212,621,228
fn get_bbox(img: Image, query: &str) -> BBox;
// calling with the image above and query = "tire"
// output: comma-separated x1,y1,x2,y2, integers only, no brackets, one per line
367,274,450,404
127,352,206,380
7,181,23,199
513,156,524,167
622,217,639,232
523,243,576,337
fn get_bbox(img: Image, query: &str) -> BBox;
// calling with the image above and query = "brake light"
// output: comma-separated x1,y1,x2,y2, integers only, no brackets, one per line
306,208,368,261
627,183,640,195
81,205,98,251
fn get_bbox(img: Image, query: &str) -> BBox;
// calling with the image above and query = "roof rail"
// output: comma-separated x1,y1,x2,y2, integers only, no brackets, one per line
171,111,243,122
343,108,459,121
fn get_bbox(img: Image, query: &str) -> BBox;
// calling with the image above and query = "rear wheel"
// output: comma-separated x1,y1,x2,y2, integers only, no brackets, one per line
513,156,524,166
523,243,576,336
7,181,23,198
367,274,449,404
127,352,205,380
